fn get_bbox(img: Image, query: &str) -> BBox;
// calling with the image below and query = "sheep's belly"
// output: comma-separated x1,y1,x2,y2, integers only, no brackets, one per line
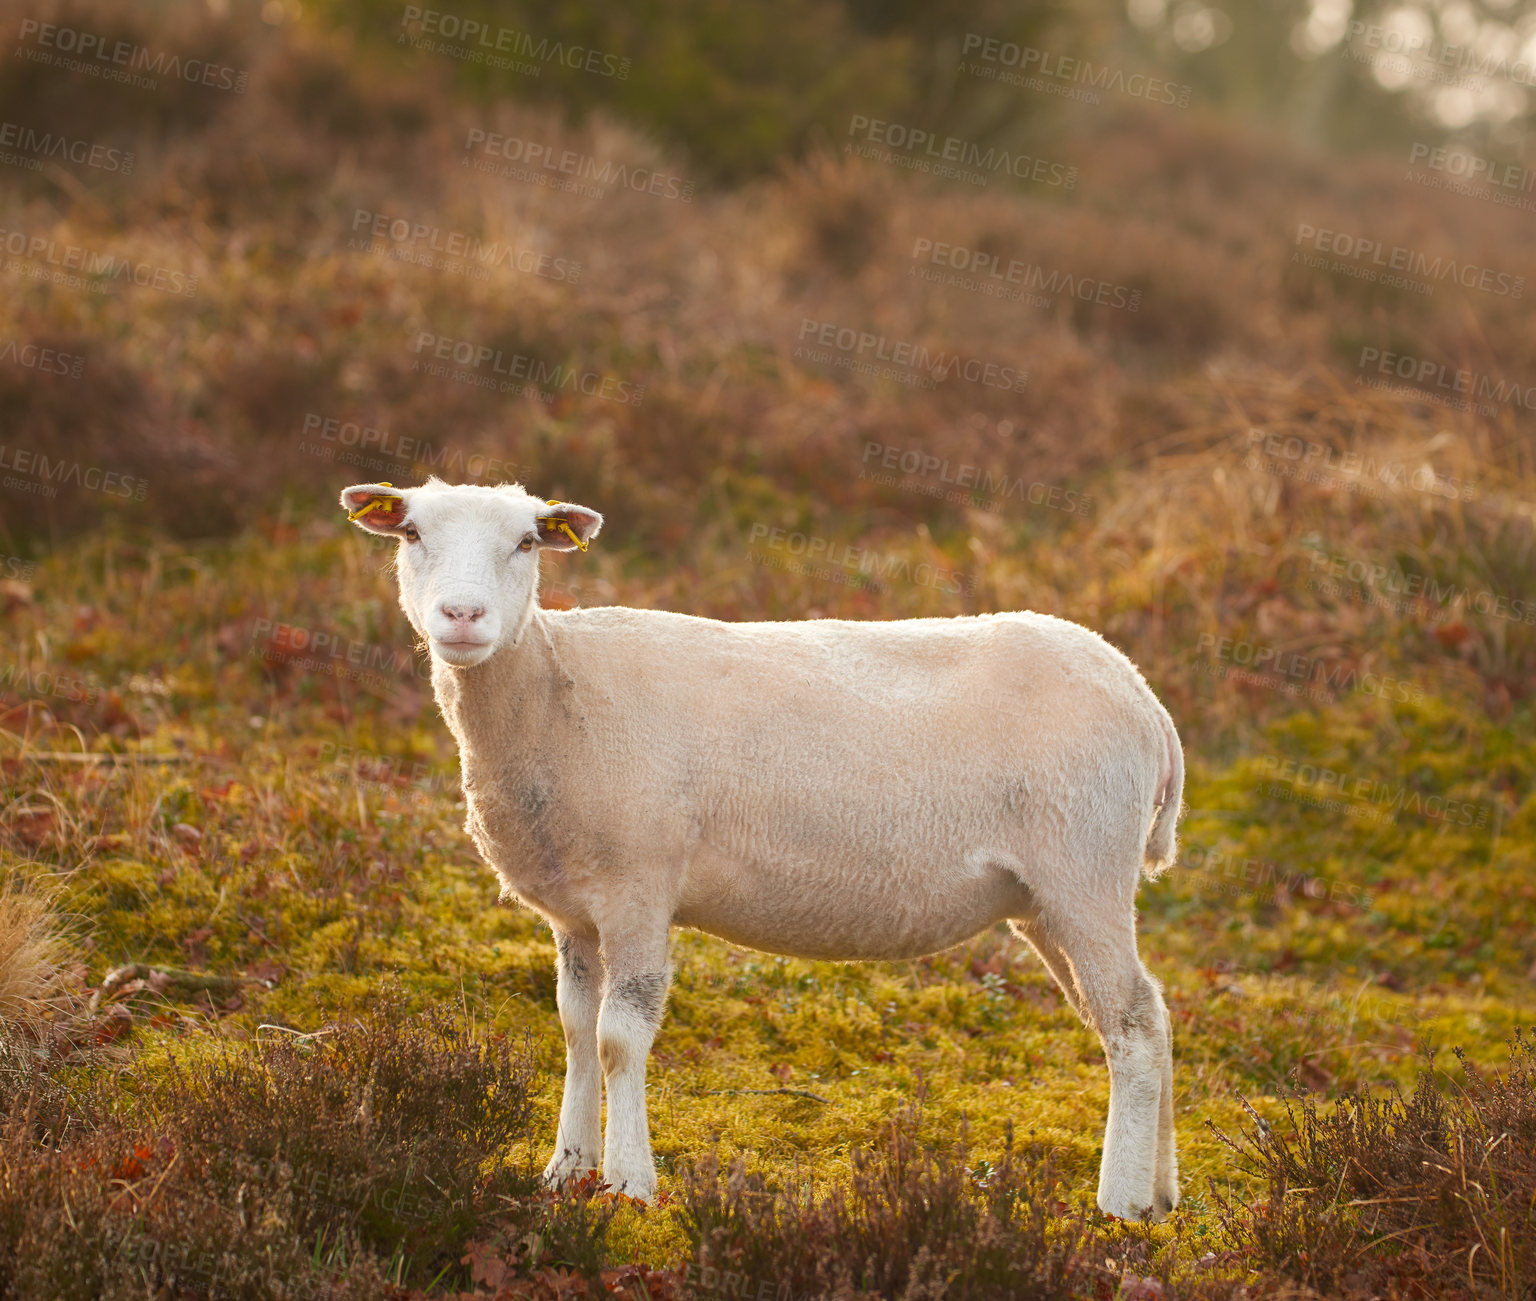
674,846,1033,962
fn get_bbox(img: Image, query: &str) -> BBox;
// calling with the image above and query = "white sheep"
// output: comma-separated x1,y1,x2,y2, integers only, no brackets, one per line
342,477,1187,1221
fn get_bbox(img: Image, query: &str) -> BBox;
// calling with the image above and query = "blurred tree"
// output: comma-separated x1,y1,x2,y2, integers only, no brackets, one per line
126,0,1536,178
1120,0,1535,153
317,0,1067,180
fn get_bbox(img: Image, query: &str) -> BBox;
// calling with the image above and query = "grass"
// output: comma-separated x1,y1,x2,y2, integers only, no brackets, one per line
0,435,1532,1294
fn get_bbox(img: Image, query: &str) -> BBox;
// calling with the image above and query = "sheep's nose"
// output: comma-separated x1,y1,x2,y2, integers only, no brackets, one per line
441,602,485,624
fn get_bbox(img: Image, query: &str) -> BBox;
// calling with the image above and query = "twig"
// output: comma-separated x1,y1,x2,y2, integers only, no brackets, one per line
1354,1224,1431,1255
139,1150,182,1210
10,752,195,765
256,1024,339,1043
89,963,255,1013
703,1087,831,1104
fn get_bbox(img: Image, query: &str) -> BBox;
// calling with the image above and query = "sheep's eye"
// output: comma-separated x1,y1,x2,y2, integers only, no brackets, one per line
403,523,420,543
518,536,536,552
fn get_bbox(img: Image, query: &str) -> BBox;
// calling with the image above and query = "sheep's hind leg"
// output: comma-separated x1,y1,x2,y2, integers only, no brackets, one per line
1047,906,1173,1221
596,923,671,1202
1014,911,1178,1211
1153,997,1179,1214
543,930,603,1187
1008,915,1086,1021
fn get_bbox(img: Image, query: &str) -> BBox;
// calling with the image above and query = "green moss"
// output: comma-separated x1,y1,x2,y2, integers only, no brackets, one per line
3,499,1532,1285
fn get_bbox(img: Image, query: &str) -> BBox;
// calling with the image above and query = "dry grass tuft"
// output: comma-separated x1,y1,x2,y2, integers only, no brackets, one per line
0,874,70,1036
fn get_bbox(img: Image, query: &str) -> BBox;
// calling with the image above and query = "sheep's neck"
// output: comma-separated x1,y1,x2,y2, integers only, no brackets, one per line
431,607,566,791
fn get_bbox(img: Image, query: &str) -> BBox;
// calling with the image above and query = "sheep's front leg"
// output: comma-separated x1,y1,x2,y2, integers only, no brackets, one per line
596,926,671,1201
543,930,602,1187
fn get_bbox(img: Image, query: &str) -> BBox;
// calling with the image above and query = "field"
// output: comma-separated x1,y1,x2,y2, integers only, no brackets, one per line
1,1,1534,1297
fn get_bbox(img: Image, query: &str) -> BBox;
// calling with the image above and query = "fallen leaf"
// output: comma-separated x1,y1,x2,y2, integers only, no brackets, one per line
113,1143,153,1181
92,1004,134,1045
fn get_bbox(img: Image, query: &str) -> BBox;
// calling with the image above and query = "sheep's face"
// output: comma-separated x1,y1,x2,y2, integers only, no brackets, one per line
341,480,602,668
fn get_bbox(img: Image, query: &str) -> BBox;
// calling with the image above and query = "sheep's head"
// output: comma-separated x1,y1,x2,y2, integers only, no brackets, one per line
340,479,602,668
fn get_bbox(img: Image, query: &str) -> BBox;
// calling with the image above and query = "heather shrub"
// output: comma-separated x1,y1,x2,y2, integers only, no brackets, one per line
1209,1032,1536,1300
675,1103,1108,1301
0,999,614,1299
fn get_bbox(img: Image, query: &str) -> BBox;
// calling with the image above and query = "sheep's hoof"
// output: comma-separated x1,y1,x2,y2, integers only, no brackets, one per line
1097,1193,1169,1224
603,1170,658,1204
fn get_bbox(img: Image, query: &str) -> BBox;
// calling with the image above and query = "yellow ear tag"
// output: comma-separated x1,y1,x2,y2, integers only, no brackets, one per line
538,499,588,551
348,484,399,522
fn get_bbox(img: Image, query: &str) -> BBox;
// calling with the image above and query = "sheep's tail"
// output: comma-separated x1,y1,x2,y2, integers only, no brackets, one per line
1143,706,1184,879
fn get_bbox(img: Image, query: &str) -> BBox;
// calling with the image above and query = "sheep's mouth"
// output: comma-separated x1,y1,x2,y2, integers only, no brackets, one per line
430,637,496,666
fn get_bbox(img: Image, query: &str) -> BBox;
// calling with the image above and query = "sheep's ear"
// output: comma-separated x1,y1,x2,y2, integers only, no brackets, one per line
536,501,603,552
340,483,410,535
